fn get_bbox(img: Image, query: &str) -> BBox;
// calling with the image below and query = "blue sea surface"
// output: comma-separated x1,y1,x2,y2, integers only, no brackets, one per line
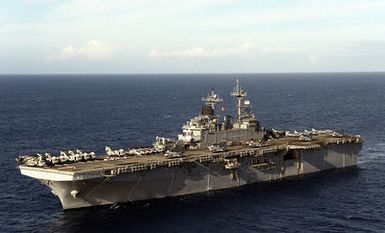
0,73,384,232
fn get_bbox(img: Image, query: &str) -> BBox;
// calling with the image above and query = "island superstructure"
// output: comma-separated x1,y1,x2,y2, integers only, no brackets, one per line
17,80,363,210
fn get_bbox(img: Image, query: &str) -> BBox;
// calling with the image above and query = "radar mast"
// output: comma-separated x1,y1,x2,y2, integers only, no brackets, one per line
202,89,223,110
230,79,247,121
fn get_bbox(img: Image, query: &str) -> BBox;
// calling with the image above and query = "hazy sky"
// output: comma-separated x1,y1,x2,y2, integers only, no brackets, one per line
1,0,385,74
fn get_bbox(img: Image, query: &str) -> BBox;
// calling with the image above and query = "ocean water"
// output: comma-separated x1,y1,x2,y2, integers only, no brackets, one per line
0,73,384,232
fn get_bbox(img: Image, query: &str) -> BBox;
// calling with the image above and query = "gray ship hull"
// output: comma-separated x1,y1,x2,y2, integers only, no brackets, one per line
41,143,360,209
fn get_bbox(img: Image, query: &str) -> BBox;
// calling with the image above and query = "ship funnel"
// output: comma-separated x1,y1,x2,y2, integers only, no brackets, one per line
201,105,214,116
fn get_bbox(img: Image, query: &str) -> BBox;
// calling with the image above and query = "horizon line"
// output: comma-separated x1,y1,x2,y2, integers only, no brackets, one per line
1,71,385,76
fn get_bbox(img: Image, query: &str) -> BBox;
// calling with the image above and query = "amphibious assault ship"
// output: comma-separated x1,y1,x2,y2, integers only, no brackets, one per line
17,80,362,210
